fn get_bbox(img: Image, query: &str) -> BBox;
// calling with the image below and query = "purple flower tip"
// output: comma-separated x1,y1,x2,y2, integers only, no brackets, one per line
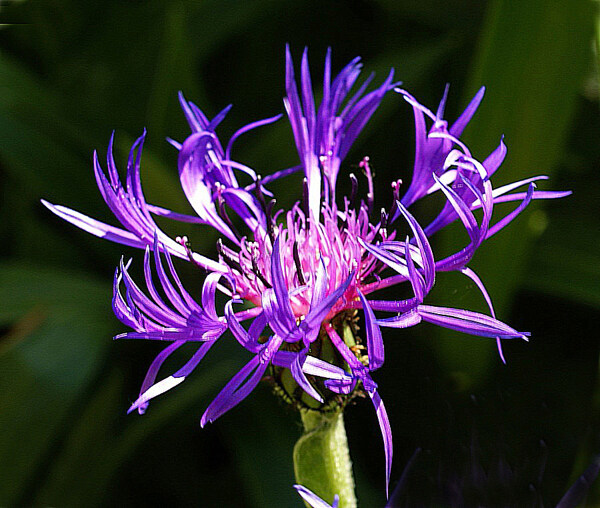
294,485,339,508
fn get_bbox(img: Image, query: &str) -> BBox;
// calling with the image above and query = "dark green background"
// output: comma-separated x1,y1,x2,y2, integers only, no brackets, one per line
0,1,598,506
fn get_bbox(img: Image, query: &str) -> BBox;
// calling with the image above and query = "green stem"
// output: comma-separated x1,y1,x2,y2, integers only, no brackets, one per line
293,410,357,508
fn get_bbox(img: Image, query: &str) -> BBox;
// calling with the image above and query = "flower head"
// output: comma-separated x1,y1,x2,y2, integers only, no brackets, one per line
42,46,568,492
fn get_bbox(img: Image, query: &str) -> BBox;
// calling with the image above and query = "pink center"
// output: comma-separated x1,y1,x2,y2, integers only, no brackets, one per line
224,200,382,321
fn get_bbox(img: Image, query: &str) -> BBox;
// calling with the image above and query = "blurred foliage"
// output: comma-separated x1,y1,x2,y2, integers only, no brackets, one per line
436,0,596,383
0,0,599,506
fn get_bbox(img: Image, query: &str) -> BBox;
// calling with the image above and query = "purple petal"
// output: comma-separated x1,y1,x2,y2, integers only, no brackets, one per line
207,103,233,131
377,309,422,329
178,91,204,131
134,341,185,414
368,388,393,497
248,311,268,342
324,378,357,395
365,297,420,314
262,288,294,339
247,164,302,188
164,248,206,315
146,203,207,224
225,113,283,161
221,187,267,234
119,257,185,328
299,271,354,334
41,200,147,249
112,267,139,329
270,235,297,331
359,238,410,277
486,182,535,239
338,68,395,160
290,354,324,403
397,95,429,207
481,175,548,202
173,340,217,378
433,174,479,244
482,137,507,178
394,202,435,290
417,304,529,339
435,83,450,118
152,237,191,317
404,236,424,302
461,267,505,363
128,340,217,414
177,132,238,242
271,350,296,368
127,375,186,414
324,322,364,371
449,86,485,137
225,300,262,354
294,485,339,508
300,47,317,139
116,329,220,341
491,189,572,205
200,355,266,426
339,72,375,120
358,290,384,370
201,272,230,319
142,247,169,311
302,356,354,381
311,256,329,308
201,333,282,427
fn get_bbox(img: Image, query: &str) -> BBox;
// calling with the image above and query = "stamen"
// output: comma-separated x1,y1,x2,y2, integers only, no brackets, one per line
216,238,243,273
266,199,277,241
380,208,388,239
388,179,402,222
348,173,358,208
292,241,306,286
176,235,193,258
359,156,374,215
340,211,348,233
253,175,268,209
391,179,402,201
176,236,207,271
302,177,310,229
216,238,241,262
251,253,272,289
216,185,243,241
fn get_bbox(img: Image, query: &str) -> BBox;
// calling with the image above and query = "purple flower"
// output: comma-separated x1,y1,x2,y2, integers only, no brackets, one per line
42,46,568,493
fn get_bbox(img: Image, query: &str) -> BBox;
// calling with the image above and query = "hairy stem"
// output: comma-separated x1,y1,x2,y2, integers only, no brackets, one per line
293,410,357,507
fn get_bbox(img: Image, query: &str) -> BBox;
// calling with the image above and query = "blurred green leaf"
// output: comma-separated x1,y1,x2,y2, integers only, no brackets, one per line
525,217,600,309
0,49,183,207
0,49,192,266
220,387,302,508
0,53,92,197
433,0,595,378
373,0,485,29
33,359,237,507
596,8,600,74
460,0,595,313
0,263,113,505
